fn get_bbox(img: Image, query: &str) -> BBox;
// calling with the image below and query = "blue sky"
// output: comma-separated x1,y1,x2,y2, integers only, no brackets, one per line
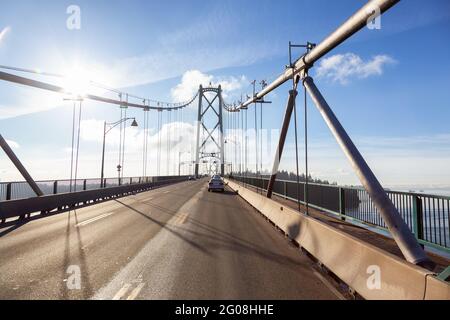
0,0,450,189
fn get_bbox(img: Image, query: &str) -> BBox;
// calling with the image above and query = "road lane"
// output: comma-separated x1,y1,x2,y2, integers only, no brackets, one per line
1,178,340,300
0,179,206,299
94,183,339,300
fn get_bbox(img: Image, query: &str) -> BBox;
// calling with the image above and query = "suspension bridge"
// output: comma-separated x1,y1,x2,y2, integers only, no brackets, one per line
0,0,449,300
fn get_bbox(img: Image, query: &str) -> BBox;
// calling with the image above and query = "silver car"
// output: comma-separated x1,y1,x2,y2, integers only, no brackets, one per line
208,175,224,192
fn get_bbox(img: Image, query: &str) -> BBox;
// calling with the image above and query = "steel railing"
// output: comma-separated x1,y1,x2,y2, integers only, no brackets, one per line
0,175,189,221
0,175,184,201
230,175,450,252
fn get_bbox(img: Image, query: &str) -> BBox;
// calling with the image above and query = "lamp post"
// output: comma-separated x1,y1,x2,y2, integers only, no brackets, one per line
100,117,138,188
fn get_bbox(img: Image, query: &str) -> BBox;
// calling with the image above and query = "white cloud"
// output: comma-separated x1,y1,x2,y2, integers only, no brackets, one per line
170,70,247,103
0,26,11,45
0,88,65,120
315,53,396,84
5,139,19,149
0,43,271,119
290,133,450,187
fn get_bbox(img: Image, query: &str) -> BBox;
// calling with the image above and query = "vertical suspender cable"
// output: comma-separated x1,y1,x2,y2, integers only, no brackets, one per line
143,107,148,178
167,111,169,175
234,112,239,172
74,101,82,191
157,110,162,177
118,94,123,184
241,109,243,180
254,91,259,192
121,94,128,179
245,108,248,186
148,109,150,177
260,102,263,187
69,102,76,192
292,70,301,212
304,83,309,215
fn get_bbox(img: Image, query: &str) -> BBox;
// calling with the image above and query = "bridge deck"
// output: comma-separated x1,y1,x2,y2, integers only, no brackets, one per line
0,179,342,300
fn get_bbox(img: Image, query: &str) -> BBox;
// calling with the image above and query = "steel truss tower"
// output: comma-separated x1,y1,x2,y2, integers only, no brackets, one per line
194,85,225,177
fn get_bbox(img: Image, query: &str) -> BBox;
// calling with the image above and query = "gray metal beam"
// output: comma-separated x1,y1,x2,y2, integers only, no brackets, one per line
236,0,399,110
0,71,195,111
302,76,434,270
266,90,297,198
0,134,43,197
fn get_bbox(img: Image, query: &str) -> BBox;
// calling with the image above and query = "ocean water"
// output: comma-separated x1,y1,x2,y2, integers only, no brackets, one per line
387,187,450,197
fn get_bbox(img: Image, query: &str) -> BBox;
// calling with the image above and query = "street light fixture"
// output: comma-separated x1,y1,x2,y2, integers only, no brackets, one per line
100,117,138,188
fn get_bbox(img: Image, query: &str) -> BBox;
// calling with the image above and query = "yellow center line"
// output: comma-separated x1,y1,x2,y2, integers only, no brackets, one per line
112,283,132,300
126,283,145,300
179,212,189,224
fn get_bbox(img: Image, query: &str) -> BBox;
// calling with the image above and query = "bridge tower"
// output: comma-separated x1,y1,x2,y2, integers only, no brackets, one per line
194,85,225,177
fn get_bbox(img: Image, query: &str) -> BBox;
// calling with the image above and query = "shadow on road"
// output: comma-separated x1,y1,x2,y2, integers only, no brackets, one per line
115,199,213,257
0,219,29,238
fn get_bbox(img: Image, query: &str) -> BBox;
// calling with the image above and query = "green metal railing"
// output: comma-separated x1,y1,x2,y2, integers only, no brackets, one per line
231,175,450,253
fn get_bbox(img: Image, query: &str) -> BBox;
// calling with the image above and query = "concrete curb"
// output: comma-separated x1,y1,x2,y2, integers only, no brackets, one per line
226,179,450,300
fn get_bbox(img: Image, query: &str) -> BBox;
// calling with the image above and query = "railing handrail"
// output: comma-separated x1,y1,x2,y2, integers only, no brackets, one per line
0,175,180,185
230,175,450,252
231,175,450,200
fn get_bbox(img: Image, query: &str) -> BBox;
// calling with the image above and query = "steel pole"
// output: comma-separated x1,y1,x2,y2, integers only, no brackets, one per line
0,134,43,197
266,90,297,198
100,121,106,188
302,76,434,269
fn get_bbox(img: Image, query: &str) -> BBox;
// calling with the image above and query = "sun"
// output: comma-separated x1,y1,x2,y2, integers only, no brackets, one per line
61,65,92,98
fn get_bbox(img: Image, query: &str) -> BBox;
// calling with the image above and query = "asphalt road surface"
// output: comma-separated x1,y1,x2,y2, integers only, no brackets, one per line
0,179,341,300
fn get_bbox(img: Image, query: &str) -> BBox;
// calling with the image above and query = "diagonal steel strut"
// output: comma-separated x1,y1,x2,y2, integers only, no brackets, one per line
302,76,434,270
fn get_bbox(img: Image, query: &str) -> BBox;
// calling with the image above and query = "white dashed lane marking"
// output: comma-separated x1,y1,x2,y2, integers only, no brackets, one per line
76,212,116,227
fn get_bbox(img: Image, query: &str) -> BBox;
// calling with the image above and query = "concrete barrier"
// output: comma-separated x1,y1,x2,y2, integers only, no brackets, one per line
226,179,450,300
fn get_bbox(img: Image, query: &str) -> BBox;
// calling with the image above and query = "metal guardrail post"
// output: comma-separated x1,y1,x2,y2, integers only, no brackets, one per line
339,187,346,221
53,181,58,195
303,76,434,269
284,181,287,198
412,195,424,244
6,182,12,201
83,180,87,191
